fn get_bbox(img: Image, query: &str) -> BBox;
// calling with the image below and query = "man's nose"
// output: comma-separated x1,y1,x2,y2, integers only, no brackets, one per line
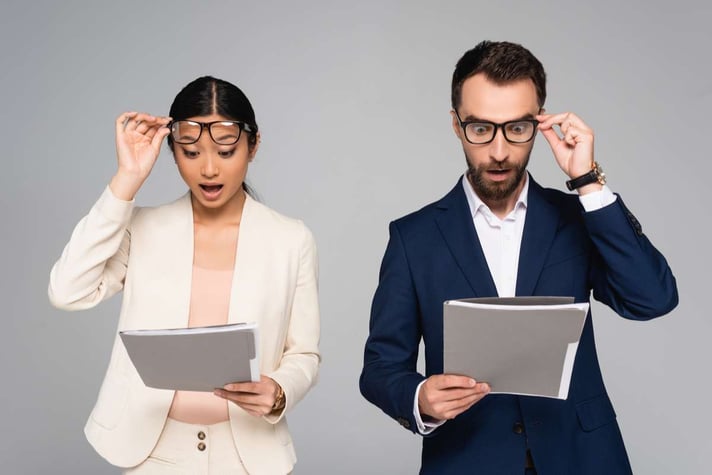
488,129,509,163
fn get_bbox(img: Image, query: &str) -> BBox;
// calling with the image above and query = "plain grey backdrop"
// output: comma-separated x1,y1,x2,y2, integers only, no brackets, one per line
2,1,710,473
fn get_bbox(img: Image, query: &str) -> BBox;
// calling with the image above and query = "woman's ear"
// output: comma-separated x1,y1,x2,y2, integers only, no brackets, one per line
249,132,261,161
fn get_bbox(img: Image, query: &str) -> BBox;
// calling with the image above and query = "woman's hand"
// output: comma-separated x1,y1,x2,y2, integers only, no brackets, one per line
109,111,171,200
214,375,283,417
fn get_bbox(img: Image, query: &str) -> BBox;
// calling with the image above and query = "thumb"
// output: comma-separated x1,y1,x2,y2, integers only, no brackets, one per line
538,126,561,151
151,126,170,151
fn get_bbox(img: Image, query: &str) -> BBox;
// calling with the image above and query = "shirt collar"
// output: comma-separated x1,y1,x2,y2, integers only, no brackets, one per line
461,172,529,221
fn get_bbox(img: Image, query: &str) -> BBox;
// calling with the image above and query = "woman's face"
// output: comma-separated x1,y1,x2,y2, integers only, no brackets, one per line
172,113,258,212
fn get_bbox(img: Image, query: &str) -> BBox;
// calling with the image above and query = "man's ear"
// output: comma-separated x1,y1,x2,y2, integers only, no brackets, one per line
450,110,463,139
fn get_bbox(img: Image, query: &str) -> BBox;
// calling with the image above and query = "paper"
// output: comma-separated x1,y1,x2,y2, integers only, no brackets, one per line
443,297,588,399
120,322,260,391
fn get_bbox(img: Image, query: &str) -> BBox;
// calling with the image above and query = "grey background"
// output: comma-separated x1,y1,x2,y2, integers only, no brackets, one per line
1,1,709,473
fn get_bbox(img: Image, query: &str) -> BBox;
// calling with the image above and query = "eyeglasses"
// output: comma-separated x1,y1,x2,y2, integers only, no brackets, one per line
169,120,256,145
455,110,538,145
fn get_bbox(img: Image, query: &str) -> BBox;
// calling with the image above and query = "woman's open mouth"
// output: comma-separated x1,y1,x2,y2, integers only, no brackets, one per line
199,184,224,200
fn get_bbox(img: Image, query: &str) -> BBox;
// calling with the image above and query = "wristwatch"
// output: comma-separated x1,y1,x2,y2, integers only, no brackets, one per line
566,161,606,191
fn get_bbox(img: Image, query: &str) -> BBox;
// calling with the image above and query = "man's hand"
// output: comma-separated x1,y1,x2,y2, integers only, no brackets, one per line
214,375,282,417
537,112,598,187
418,374,490,421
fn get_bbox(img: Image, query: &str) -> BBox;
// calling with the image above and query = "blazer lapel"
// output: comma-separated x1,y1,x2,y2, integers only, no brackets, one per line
154,191,194,330
435,179,498,297
515,176,560,296
227,194,254,324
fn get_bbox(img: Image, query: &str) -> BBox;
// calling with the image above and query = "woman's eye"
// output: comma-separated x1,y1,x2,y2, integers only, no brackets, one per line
182,149,199,158
218,149,236,158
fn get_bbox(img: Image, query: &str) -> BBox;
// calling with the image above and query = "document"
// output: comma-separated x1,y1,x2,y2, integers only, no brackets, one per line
443,297,588,400
120,322,260,391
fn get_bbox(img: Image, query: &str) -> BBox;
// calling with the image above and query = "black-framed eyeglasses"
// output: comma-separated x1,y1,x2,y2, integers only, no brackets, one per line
169,120,256,145
455,110,538,145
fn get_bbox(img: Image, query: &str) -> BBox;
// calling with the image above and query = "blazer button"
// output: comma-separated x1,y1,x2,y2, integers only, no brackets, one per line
198,442,206,451
197,431,206,440
513,422,524,434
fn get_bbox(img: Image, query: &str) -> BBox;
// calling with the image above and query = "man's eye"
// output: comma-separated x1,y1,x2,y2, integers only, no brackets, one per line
507,122,531,135
470,124,492,135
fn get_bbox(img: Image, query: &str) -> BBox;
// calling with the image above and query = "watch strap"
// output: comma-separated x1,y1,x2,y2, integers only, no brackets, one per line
566,161,606,191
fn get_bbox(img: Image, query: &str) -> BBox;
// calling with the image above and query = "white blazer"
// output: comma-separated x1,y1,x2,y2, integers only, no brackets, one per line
49,187,320,474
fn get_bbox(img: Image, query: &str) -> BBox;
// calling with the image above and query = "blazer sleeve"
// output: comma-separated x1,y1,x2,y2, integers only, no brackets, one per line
359,221,426,434
264,223,321,423
584,196,678,320
48,186,133,310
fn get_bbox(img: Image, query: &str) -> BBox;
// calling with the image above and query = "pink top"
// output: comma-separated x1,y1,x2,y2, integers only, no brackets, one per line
168,265,234,424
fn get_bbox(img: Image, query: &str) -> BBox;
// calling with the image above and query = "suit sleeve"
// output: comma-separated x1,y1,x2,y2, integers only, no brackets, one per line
264,223,321,424
48,186,133,311
359,221,426,434
584,196,678,320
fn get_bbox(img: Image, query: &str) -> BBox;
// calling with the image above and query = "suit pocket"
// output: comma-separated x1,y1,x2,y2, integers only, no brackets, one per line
576,394,617,432
90,370,129,430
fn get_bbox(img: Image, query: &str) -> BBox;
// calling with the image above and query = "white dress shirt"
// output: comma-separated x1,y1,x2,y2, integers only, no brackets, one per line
413,173,617,434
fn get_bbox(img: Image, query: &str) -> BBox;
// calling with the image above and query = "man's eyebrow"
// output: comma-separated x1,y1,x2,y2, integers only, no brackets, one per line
461,113,537,122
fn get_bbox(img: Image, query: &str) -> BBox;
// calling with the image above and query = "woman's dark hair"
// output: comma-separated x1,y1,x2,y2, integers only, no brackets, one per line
451,41,547,111
168,76,259,195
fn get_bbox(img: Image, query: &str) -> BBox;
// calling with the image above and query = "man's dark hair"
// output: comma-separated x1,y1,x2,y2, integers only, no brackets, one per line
451,40,547,110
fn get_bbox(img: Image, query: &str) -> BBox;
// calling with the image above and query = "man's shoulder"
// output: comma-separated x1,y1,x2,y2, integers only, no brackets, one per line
391,182,461,231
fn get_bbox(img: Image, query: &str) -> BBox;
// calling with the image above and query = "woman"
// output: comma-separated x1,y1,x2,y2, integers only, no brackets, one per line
48,76,320,474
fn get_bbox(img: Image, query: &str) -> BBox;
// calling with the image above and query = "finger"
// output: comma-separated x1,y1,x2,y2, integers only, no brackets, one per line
564,126,592,147
149,126,170,150
539,126,563,149
224,382,262,394
442,391,489,419
136,121,151,134
215,389,269,405
536,111,569,129
430,374,477,390
116,111,138,135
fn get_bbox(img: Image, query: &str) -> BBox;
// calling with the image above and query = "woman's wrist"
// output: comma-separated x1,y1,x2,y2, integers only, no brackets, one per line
109,172,143,201
271,383,285,412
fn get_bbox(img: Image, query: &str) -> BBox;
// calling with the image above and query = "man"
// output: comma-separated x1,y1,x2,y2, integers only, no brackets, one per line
359,41,677,474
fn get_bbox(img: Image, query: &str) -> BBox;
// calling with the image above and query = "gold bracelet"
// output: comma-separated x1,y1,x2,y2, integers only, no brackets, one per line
272,384,285,411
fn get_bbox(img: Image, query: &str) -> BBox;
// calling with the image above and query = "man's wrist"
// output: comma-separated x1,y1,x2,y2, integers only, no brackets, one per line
566,161,606,192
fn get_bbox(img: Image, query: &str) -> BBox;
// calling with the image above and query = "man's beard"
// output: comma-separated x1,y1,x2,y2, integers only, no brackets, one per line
466,154,530,202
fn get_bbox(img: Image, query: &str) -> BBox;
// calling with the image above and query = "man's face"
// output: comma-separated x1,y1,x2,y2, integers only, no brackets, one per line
452,73,540,203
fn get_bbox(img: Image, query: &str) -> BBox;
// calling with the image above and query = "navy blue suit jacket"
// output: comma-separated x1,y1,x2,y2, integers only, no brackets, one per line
360,176,678,474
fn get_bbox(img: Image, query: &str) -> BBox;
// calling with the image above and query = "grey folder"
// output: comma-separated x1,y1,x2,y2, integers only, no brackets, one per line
120,323,259,392
443,297,588,399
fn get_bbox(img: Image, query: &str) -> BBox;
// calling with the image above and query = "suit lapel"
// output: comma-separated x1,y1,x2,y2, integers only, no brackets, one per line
227,194,254,324
515,176,560,296
163,192,194,329
435,179,498,297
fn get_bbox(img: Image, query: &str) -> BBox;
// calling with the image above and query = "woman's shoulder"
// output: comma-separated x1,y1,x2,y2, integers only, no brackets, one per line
246,196,315,244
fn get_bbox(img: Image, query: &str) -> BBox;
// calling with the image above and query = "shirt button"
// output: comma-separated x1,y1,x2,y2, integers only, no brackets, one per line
198,442,206,451
197,431,206,440
513,422,524,434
